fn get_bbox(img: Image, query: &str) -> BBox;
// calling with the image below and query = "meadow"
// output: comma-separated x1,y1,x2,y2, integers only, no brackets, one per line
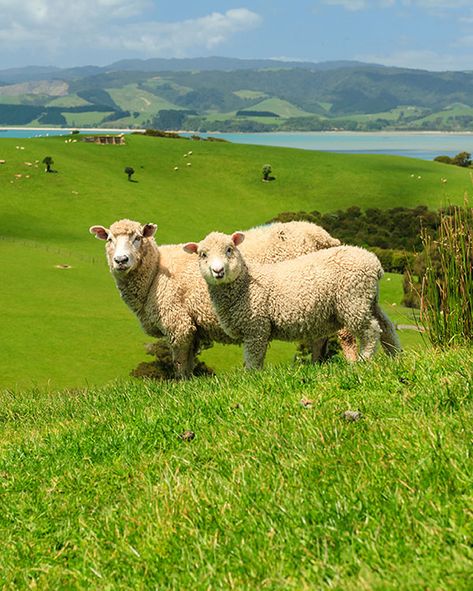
1,133,470,388
1,134,472,589
1,349,472,589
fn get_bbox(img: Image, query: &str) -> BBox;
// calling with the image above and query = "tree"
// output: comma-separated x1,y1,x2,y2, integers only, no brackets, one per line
262,164,272,182
124,166,135,181
452,151,472,168
42,156,54,173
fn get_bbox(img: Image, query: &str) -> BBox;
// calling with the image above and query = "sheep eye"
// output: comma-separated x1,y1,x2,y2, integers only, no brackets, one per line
133,236,141,245
200,252,207,259
226,247,233,257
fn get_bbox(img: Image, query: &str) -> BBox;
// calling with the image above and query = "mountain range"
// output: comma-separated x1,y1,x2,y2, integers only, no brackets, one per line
1,57,472,131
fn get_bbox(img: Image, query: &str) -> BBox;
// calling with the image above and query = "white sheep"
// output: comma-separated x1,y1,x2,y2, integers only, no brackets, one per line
184,231,401,369
90,219,354,378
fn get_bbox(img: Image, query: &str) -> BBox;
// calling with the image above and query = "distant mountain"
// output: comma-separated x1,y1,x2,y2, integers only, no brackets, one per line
0,57,374,85
1,57,473,131
105,56,372,73
0,65,102,85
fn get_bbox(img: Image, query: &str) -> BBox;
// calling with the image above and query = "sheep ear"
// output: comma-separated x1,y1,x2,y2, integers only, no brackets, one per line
231,232,245,246
183,242,199,254
90,225,109,240
142,223,157,238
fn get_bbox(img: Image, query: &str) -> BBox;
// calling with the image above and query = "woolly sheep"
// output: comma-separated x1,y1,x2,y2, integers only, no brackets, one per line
89,219,355,378
184,231,401,369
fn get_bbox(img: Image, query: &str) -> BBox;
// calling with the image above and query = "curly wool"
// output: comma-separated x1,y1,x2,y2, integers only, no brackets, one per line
197,232,401,368
95,219,343,378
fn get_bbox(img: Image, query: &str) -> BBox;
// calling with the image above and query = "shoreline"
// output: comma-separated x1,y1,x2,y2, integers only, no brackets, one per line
0,126,143,133
1,126,473,136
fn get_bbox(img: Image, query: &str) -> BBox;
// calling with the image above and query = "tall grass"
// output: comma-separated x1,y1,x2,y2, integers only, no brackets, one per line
420,200,473,345
1,349,472,589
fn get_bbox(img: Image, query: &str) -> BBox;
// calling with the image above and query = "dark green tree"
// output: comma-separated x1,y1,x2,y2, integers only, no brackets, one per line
452,151,472,167
42,156,54,173
124,166,135,181
262,164,272,181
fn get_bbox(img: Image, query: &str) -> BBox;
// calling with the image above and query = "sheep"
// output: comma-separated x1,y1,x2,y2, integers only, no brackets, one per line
90,219,355,378
184,231,401,369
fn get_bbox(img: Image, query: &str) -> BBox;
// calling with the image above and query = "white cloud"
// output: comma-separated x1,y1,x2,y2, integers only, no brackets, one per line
0,3,261,61
0,0,149,28
320,0,393,10
98,9,262,56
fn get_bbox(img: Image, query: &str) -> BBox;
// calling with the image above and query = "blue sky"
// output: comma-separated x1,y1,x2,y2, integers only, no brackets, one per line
0,0,471,71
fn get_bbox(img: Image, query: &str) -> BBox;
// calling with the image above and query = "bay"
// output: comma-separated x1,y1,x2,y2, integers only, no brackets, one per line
2,128,473,160
206,131,473,160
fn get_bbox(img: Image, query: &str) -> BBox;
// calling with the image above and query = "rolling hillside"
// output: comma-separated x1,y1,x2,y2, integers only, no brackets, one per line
1,133,472,388
2,58,473,130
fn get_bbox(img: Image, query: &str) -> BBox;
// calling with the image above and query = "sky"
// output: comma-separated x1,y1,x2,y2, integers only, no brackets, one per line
0,0,472,72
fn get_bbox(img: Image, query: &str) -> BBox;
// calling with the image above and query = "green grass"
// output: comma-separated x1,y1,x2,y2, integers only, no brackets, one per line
46,95,92,108
62,111,115,126
1,347,472,589
107,84,184,125
1,134,470,388
233,89,268,99
247,97,313,118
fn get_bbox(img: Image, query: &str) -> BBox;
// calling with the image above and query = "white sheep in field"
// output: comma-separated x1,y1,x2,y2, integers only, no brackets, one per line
184,231,401,369
90,219,357,378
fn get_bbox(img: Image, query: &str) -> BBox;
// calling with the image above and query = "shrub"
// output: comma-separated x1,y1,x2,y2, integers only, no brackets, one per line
42,156,54,173
419,204,473,345
262,164,272,181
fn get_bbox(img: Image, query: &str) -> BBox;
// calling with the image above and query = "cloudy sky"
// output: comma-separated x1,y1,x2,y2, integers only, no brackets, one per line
0,0,471,71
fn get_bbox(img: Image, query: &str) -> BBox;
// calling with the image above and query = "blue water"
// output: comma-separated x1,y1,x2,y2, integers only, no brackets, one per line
204,132,473,160
2,128,473,160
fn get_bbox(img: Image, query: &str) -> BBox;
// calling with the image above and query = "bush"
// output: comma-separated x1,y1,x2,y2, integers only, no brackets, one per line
419,205,473,345
262,164,272,181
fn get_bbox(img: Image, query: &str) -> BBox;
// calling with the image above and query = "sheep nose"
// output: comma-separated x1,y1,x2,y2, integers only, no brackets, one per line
212,266,224,275
114,254,129,264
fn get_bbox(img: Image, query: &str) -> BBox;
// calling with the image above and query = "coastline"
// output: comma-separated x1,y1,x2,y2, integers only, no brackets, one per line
0,126,143,133
2,126,473,136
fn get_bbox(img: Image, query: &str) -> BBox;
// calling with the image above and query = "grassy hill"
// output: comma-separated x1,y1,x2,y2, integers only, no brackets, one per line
1,348,472,589
3,60,473,129
1,133,472,389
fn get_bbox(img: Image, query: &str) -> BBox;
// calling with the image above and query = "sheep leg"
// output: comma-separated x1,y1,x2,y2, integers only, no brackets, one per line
357,319,381,361
171,338,195,379
310,338,328,362
337,328,358,362
243,338,269,370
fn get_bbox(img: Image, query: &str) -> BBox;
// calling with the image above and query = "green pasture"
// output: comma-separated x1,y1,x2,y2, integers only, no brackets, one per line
247,97,313,118
107,84,184,126
0,134,470,388
46,94,91,108
1,348,472,589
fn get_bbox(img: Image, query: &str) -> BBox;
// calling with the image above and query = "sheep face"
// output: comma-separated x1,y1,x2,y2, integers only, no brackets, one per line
184,231,245,286
90,219,157,275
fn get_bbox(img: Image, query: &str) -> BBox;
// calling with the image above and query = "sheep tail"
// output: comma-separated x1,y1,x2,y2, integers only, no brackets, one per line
373,302,402,356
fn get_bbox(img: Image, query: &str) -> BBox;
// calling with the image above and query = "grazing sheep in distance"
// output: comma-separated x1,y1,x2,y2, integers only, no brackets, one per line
184,231,401,369
89,219,357,378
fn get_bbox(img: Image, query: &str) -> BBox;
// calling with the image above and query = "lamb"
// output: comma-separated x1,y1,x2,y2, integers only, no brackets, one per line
90,219,358,378
184,231,401,369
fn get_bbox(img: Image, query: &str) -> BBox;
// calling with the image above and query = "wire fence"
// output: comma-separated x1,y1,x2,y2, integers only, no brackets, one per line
0,235,101,266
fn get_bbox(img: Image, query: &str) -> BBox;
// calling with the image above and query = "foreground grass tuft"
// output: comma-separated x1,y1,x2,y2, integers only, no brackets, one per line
1,348,472,589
